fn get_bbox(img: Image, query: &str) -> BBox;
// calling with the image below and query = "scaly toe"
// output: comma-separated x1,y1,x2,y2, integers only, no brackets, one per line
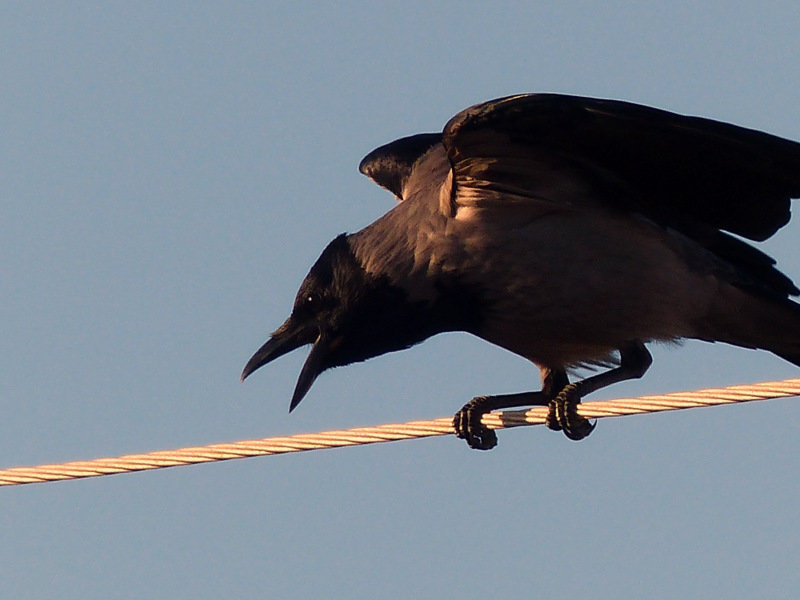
453,397,498,450
549,383,596,441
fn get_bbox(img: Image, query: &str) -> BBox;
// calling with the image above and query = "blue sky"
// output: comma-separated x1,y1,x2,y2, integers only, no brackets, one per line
2,3,799,598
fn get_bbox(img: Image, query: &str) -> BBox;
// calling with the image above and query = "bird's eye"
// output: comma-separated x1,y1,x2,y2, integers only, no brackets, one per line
304,293,321,309
295,291,322,318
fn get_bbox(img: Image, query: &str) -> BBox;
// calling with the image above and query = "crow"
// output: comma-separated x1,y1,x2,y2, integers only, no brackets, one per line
242,94,800,450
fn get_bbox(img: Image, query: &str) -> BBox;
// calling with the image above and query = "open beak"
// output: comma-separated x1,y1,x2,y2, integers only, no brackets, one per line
241,316,333,412
288,335,332,412
241,316,311,381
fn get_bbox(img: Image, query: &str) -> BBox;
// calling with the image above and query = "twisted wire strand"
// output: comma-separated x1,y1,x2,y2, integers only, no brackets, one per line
2,378,798,487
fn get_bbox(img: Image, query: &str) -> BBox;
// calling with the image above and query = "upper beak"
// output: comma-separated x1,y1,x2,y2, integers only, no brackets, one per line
241,316,314,382
241,316,334,412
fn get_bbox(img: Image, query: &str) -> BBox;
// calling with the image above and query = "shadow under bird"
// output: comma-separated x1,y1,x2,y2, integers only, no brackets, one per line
242,93,800,450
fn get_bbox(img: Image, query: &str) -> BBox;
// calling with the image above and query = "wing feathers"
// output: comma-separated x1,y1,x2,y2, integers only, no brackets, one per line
443,94,800,241
358,133,441,200
359,94,800,299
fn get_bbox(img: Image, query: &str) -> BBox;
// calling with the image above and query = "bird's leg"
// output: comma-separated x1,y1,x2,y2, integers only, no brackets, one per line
453,392,548,450
454,343,651,449
546,341,652,441
453,368,568,450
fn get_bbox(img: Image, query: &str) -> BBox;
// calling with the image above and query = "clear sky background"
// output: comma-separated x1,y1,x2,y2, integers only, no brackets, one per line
2,3,799,599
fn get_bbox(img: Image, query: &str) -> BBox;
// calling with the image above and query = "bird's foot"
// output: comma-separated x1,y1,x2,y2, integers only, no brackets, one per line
453,396,497,450
546,383,595,441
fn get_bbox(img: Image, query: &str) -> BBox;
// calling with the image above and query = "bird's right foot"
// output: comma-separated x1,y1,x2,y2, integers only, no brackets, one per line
545,383,595,441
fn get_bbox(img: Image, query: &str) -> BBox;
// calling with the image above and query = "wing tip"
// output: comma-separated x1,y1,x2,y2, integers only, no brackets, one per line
358,133,442,199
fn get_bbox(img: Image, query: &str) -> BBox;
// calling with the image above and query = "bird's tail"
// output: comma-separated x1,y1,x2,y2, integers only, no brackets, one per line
697,285,800,367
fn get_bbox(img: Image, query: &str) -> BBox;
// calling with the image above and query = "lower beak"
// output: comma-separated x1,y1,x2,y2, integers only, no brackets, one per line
288,335,331,412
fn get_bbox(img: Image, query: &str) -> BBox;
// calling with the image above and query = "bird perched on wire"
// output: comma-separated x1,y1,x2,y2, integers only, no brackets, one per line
242,93,800,450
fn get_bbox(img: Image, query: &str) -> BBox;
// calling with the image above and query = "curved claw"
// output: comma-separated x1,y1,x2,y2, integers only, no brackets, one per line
453,397,498,450
546,383,596,441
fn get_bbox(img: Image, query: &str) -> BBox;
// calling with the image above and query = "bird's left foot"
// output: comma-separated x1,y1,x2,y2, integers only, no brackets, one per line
453,396,497,450
546,383,595,441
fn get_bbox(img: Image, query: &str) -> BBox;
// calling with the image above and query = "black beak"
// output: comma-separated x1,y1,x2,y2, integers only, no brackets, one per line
288,335,333,412
241,316,310,381
241,316,334,412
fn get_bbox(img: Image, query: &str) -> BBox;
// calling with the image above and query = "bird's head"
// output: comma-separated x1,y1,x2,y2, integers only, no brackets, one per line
241,233,449,411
